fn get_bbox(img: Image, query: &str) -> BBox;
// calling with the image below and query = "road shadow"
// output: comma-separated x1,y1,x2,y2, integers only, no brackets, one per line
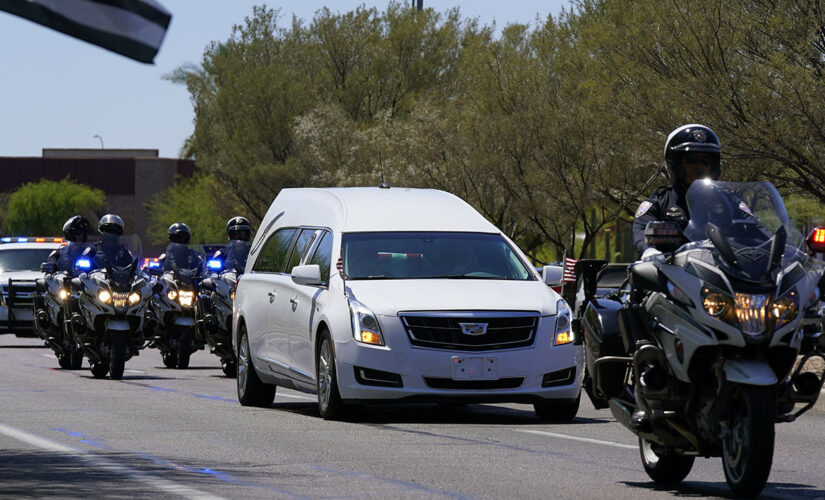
268,400,610,425
0,344,47,349
623,480,825,499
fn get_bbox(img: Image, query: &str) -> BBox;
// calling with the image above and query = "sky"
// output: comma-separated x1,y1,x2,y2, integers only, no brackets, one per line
0,1,568,159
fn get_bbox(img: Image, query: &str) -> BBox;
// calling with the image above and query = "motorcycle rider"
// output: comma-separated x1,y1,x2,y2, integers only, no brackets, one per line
161,222,204,274
632,124,721,258
91,214,134,269
219,216,252,273
46,215,92,273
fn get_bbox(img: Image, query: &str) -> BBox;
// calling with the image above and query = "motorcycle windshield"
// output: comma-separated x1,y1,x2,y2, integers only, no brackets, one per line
163,242,204,283
680,180,806,281
224,240,251,273
98,234,142,287
57,242,91,275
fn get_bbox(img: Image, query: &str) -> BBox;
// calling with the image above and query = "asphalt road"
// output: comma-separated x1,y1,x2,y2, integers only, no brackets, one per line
2,335,825,499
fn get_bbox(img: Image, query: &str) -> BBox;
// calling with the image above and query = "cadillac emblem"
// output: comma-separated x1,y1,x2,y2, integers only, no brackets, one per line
459,323,488,336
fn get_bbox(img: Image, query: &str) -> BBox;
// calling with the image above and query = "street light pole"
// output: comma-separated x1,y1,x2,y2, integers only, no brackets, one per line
417,0,423,10
93,134,104,149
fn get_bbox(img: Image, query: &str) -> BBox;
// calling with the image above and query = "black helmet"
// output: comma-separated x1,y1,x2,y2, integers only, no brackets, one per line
168,222,191,244
98,214,124,236
664,124,721,186
226,216,251,241
62,215,89,242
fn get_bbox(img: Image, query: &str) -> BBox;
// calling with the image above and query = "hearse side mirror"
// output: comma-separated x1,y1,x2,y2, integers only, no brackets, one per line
542,265,564,286
291,264,322,286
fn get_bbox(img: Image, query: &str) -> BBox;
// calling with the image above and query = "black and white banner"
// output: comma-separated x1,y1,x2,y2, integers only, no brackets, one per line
0,0,171,63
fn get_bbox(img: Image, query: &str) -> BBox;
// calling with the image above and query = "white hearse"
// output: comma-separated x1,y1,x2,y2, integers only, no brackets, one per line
233,186,583,420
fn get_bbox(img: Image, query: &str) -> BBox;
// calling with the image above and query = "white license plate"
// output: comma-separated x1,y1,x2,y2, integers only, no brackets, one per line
451,356,498,380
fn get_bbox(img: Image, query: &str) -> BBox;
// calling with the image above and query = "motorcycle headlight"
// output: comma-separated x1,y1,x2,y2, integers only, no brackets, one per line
349,299,385,346
702,286,732,317
167,290,177,301
771,288,798,328
178,290,194,307
98,289,112,304
554,299,573,345
58,289,69,301
128,292,141,305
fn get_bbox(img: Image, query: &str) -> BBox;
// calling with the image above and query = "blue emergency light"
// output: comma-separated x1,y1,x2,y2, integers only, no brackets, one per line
207,258,223,271
147,261,161,269
75,258,92,270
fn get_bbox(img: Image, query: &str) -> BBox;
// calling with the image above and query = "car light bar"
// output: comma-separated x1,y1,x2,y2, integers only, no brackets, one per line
0,237,63,243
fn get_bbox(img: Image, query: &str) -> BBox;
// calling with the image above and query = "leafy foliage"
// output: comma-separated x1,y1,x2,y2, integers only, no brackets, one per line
169,0,825,260
4,177,105,236
145,174,229,245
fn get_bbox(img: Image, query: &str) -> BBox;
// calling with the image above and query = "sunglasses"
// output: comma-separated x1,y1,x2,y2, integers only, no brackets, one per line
683,155,712,166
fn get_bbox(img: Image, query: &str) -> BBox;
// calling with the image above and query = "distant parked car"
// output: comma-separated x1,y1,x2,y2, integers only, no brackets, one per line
233,186,583,421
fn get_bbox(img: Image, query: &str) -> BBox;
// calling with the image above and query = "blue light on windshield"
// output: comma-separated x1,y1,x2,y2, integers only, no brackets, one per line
147,261,161,269
207,259,223,271
75,258,92,270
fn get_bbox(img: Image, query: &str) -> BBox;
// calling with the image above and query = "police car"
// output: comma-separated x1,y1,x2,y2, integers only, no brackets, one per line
0,237,64,336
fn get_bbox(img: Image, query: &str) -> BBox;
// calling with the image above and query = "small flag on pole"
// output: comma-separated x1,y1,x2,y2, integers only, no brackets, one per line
563,257,578,283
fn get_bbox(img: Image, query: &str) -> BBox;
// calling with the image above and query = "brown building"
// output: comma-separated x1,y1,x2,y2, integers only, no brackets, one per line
0,149,195,254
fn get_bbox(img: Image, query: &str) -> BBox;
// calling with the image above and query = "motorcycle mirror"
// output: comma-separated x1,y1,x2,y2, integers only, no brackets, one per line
35,278,47,293
70,278,83,292
201,278,215,291
806,226,825,254
40,262,56,274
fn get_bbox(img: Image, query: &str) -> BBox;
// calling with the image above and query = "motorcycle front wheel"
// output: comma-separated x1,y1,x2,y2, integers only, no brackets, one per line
722,385,775,498
639,437,694,484
109,333,127,380
176,327,193,369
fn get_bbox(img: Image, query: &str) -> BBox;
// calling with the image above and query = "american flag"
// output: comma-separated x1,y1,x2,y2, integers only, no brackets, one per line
563,257,578,283
336,257,346,279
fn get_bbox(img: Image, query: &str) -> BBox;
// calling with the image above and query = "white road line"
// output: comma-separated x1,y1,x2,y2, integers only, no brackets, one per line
515,429,637,450
0,423,226,500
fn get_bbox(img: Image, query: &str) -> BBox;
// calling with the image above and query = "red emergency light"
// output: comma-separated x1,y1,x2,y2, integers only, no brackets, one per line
807,227,825,254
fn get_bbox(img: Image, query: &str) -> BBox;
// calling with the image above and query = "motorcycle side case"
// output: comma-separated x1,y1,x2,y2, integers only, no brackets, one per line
582,298,628,401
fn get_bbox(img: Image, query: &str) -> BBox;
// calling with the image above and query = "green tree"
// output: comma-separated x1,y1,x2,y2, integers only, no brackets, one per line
145,174,229,246
3,177,105,236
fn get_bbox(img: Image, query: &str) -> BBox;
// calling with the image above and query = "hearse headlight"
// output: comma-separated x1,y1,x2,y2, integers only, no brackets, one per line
554,299,573,345
771,288,798,328
349,299,385,346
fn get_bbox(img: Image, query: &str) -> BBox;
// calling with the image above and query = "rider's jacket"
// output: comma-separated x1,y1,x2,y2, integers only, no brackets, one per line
48,242,94,276
632,185,689,257
220,240,251,274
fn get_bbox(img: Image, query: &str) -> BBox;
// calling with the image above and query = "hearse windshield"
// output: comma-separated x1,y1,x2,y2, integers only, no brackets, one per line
341,232,535,281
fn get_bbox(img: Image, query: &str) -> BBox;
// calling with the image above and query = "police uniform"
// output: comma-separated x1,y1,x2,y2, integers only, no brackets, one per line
632,185,689,257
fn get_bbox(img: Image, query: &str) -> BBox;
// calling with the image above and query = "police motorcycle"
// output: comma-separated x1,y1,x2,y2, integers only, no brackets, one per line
72,234,154,380
33,242,89,370
146,242,205,369
196,240,250,377
578,180,825,498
